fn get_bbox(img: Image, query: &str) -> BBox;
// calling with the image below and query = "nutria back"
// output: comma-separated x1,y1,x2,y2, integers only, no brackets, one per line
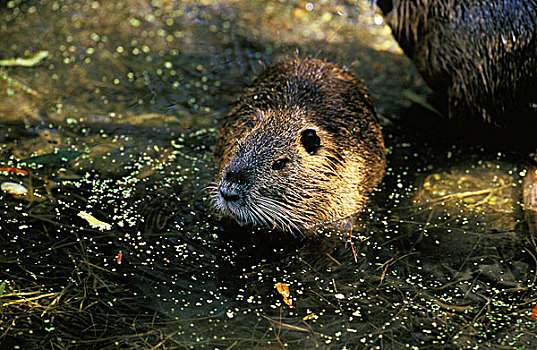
212,58,386,233
377,0,537,124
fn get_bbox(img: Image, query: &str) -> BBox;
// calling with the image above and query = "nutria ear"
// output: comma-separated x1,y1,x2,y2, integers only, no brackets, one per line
300,129,321,155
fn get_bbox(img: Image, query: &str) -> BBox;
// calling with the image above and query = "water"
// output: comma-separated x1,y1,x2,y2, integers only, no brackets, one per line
0,0,536,349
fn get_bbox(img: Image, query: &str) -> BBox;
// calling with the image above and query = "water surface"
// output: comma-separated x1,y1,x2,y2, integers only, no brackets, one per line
0,1,535,349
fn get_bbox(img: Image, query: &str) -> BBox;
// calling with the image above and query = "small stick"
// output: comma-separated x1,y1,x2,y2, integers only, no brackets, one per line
0,50,49,67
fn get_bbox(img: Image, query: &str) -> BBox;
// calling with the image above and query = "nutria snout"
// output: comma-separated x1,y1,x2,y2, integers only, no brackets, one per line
211,58,386,233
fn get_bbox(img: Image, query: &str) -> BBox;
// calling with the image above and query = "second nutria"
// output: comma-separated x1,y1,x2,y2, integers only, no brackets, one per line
211,58,386,233
376,0,537,232
376,0,537,125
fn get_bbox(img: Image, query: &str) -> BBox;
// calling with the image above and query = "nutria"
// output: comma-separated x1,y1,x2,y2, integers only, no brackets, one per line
376,0,537,231
211,58,386,233
376,0,537,125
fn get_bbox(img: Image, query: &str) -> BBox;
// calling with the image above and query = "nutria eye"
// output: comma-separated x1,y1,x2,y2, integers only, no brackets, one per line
301,129,321,155
272,158,288,171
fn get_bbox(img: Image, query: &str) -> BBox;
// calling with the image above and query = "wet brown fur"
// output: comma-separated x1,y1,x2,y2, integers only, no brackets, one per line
212,58,386,233
377,0,537,124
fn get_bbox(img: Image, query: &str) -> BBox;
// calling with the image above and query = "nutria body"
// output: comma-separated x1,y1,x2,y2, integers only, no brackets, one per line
212,58,386,233
376,1,537,232
377,0,537,124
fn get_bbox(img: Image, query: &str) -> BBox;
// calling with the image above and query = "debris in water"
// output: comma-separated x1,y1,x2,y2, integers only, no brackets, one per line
275,282,294,308
22,150,86,165
303,312,318,321
0,167,29,176
0,50,49,67
1,182,29,196
78,211,112,231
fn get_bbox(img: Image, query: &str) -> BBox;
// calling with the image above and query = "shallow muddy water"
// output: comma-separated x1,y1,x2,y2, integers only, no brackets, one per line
0,0,536,349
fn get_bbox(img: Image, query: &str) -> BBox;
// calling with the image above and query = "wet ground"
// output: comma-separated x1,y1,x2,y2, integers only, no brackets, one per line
0,0,536,349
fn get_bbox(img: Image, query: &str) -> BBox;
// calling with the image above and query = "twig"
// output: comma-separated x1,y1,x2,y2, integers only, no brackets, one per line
0,69,41,97
325,252,341,265
434,300,473,312
2,292,59,306
260,314,329,338
378,257,394,285
0,51,49,67
424,185,512,206
149,329,181,350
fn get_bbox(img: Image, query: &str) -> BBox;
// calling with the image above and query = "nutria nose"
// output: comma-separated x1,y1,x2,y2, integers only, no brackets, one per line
224,169,248,185
219,187,241,202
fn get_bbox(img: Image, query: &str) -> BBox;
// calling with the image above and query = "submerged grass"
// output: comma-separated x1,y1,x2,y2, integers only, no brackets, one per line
1,155,536,349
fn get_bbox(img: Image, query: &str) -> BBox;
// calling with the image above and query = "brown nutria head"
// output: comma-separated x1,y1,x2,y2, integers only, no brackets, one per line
211,57,386,233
